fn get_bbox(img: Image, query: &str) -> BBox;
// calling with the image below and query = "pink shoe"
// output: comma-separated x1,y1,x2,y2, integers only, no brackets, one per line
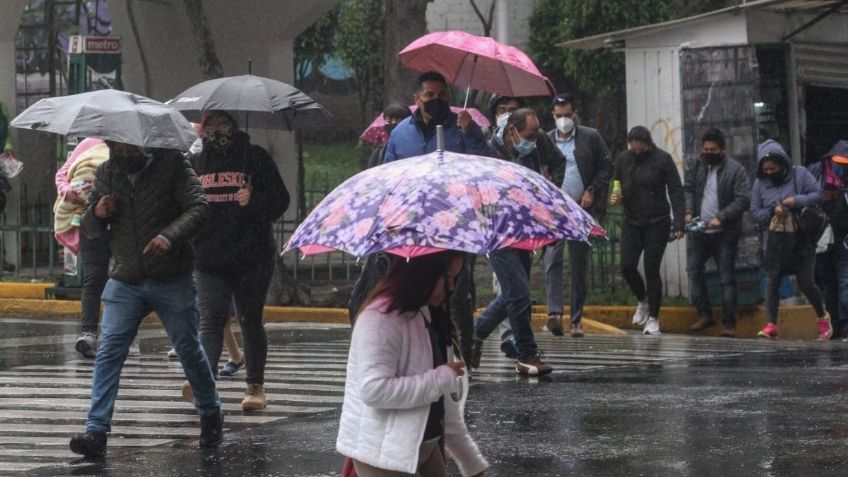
758,323,778,340
817,313,833,341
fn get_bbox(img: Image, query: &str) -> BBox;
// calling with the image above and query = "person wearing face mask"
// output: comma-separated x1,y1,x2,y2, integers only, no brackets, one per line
383,71,487,163
610,126,685,335
469,108,552,377
751,139,830,340
365,103,411,169
542,94,613,338
70,141,223,457
683,129,750,337
807,140,848,340
189,110,290,411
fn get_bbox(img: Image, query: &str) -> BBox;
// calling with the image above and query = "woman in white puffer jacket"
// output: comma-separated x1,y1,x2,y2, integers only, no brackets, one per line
337,251,488,477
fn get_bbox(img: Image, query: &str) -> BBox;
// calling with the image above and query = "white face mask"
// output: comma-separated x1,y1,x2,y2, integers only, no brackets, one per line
496,112,510,129
556,117,574,136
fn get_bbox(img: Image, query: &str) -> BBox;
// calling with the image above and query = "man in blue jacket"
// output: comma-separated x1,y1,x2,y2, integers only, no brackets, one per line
383,71,486,162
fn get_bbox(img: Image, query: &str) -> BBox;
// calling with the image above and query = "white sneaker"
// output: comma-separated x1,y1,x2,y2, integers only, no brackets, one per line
632,301,649,327
167,347,177,359
642,317,661,335
128,336,141,357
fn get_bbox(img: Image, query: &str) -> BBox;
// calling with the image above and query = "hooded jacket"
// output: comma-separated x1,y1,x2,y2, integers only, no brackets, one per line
383,110,486,163
81,149,208,284
808,140,848,241
189,131,289,274
750,140,822,228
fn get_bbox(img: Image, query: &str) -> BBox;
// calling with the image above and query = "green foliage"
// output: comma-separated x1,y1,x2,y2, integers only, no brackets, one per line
336,0,385,119
294,7,340,86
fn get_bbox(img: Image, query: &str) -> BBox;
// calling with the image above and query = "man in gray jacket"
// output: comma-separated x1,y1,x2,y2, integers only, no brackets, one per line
543,94,613,337
683,129,751,337
69,141,223,458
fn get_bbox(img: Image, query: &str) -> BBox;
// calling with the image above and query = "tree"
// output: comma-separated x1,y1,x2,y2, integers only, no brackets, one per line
383,0,430,105
336,0,385,125
294,8,339,88
468,0,495,37
182,0,223,79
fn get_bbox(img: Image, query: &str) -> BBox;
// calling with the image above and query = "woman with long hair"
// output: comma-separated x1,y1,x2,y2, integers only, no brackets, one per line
337,251,487,477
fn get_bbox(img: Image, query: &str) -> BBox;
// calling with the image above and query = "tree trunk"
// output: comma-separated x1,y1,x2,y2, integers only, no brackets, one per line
182,0,224,79
383,0,431,104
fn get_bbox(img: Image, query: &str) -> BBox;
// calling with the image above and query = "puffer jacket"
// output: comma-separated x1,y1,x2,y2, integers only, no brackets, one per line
750,140,822,228
614,146,685,230
336,297,488,476
81,150,208,284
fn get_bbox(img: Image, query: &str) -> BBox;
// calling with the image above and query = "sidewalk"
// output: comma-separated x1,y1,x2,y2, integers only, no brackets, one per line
0,283,823,339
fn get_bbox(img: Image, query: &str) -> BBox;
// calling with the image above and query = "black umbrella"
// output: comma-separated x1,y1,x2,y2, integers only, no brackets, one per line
168,74,332,131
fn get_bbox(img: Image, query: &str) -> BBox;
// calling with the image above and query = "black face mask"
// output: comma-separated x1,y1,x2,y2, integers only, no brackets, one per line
633,151,650,161
763,172,783,185
702,152,723,165
383,123,398,136
423,98,451,125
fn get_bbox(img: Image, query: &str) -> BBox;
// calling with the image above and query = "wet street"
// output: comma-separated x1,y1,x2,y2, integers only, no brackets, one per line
1,317,847,476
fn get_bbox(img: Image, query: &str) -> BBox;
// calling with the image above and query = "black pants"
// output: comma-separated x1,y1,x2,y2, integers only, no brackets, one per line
197,260,274,385
815,246,841,335
451,254,476,367
620,220,669,319
80,234,111,333
687,230,740,325
764,232,824,323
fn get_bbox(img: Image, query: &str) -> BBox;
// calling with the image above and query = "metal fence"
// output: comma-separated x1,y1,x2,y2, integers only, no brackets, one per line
0,185,62,281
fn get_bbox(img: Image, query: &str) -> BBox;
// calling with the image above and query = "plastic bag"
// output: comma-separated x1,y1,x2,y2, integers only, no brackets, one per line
0,151,23,179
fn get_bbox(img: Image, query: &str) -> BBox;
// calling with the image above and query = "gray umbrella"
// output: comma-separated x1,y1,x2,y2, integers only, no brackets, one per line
11,89,197,151
168,74,332,130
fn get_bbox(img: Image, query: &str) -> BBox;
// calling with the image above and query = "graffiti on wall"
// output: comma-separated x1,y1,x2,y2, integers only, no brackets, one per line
650,118,683,167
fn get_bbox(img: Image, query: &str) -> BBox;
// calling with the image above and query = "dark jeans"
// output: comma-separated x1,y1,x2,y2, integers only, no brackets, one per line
620,220,670,319
686,230,739,325
815,245,847,335
86,274,219,433
197,260,275,385
764,232,824,323
543,240,589,324
79,234,110,333
474,249,537,360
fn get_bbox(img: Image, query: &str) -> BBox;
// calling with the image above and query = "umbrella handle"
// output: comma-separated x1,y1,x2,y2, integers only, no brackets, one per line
462,55,479,109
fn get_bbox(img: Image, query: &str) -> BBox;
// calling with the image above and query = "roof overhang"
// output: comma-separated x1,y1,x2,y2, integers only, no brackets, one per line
558,0,848,50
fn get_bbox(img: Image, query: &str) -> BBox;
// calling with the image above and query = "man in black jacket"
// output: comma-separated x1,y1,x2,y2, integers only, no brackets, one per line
70,141,222,458
683,129,750,337
543,94,612,337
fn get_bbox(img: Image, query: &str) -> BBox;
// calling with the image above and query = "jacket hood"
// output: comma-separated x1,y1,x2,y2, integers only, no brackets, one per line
756,140,793,183
822,140,848,161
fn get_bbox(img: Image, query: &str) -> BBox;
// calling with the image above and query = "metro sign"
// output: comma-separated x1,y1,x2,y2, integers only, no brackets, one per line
69,36,121,54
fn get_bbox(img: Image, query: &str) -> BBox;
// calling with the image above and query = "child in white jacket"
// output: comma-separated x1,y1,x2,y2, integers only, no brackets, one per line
337,251,487,477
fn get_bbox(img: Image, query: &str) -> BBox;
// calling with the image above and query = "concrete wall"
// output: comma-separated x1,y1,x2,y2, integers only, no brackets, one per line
625,46,687,298
426,0,541,49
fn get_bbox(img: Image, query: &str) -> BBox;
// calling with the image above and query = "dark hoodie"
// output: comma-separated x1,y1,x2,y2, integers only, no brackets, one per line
190,131,289,274
808,140,848,240
750,139,822,228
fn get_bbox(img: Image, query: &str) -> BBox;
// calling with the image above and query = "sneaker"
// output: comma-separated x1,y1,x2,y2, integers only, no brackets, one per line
516,355,553,376
167,347,178,359
570,323,585,338
241,384,267,410
181,381,193,403
75,332,98,359
219,359,245,377
632,301,649,327
69,431,107,458
817,313,833,341
546,314,564,337
470,339,483,369
199,410,224,448
642,317,661,335
689,316,716,332
758,323,778,340
499,338,517,359
128,336,141,357
720,325,736,338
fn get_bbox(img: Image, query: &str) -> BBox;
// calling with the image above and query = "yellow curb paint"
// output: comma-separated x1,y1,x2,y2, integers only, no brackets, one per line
0,283,52,299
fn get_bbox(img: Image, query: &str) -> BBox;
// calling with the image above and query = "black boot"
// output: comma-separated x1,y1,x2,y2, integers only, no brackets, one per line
199,410,224,448
69,431,107,458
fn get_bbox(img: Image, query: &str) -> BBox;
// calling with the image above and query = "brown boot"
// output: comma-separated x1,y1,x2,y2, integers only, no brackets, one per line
242,383,267,411
689,315,716,332
720,324,736,337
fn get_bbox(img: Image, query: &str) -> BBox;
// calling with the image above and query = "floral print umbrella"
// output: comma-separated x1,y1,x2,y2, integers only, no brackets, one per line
285,150,604,258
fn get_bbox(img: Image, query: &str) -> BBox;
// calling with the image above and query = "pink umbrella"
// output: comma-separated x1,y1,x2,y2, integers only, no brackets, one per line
360,105,491,146
399,30,555,106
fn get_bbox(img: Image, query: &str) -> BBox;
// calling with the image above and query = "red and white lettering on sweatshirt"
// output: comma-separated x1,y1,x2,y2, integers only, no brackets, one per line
198,171,248,203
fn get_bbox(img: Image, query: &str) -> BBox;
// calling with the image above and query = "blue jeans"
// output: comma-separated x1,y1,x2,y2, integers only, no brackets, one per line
474,249,537,360
86,274,221,434
686,230,739,325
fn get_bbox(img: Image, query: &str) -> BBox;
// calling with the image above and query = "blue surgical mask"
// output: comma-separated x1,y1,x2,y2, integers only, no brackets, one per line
512,130,537,157
834,164,848,178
